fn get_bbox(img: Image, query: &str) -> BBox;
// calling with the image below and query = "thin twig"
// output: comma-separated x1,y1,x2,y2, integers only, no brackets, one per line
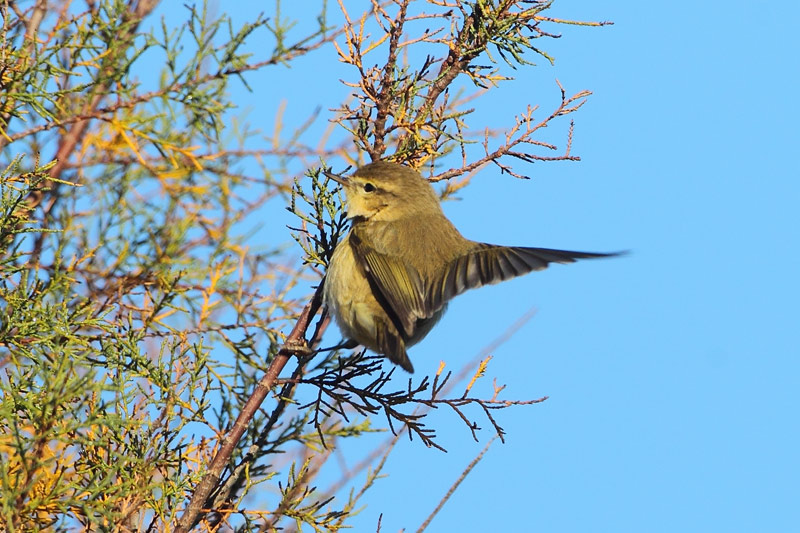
416,435,498,532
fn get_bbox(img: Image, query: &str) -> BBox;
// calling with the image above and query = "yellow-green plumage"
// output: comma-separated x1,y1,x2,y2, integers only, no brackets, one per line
324,161,616,372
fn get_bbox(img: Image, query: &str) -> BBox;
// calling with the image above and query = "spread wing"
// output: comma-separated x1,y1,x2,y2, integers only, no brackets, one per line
350,225,619,348
427,245,619,313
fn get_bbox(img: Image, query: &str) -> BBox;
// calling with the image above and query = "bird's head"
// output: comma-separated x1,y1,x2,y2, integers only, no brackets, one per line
325,161,442,222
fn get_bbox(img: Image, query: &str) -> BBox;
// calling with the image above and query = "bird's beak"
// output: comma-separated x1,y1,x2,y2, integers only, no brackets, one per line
323,169,349,186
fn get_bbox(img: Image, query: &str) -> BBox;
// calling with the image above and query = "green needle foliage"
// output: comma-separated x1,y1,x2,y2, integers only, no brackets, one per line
0,1,609,531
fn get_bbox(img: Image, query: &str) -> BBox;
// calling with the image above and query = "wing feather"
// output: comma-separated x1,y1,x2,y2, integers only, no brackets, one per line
428,244,619,309
349,229,427,339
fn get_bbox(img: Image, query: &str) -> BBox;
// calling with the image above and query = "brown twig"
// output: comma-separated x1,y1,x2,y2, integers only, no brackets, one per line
432,85,590,182
174,285,326,533
206,313,332,531
367,0,409,160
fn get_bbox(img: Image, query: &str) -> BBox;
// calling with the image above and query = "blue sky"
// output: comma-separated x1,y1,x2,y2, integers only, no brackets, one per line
149,1,799,531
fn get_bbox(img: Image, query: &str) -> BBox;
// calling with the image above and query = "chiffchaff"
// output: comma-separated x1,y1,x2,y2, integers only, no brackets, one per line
323,161,616,372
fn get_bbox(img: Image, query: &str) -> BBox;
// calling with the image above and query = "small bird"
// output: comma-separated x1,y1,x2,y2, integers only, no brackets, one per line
323,161,617,373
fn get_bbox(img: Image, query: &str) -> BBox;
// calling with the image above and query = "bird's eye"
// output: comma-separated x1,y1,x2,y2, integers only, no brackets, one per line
363,183,376,193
